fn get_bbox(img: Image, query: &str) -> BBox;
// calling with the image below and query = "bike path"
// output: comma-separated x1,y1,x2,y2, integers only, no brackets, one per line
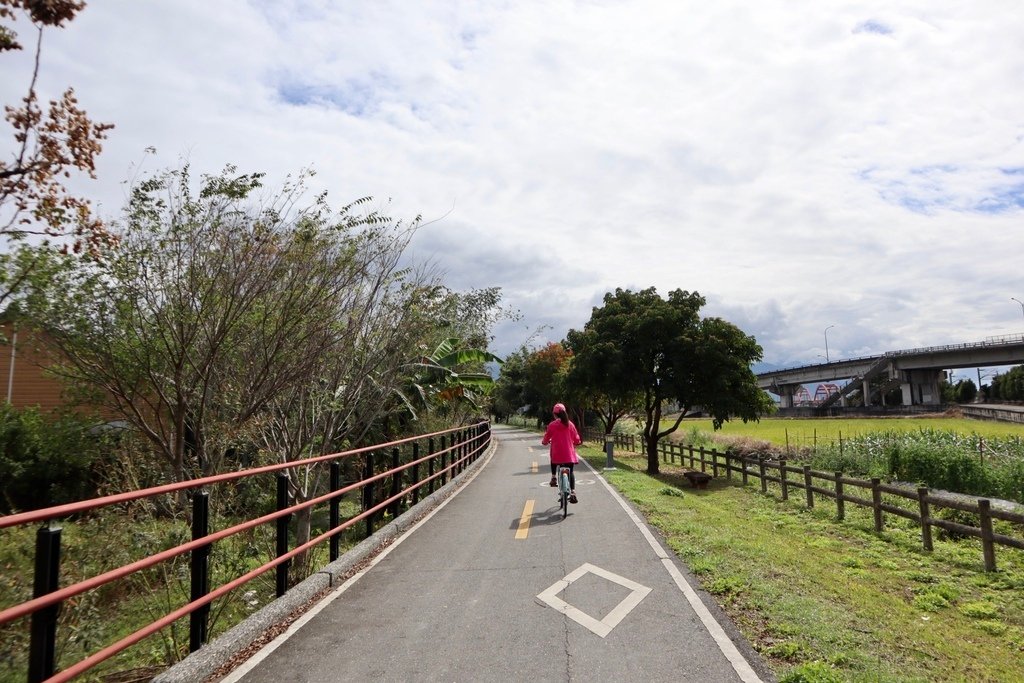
225,424,773,682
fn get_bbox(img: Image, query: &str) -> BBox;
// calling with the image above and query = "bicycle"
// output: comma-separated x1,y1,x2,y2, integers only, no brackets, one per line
556,465,571,518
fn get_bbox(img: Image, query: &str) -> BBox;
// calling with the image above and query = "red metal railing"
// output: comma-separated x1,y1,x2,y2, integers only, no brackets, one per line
0,421,492,682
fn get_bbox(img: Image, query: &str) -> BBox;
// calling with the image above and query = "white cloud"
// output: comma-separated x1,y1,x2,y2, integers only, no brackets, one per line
3,0,1023,362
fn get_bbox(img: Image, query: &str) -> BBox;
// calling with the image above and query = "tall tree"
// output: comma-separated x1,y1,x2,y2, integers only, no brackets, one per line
566,287,772,474
25,165,414,486
1,1,114,308
523,342,572,423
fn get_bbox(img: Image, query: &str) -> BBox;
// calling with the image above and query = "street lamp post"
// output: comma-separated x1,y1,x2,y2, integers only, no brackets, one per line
824,325,835,363
1012,297,1024,328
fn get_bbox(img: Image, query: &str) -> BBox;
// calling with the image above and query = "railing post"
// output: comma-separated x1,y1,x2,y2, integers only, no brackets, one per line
189,491,210,652
699,447,707,473
740,454,748,486
390,447,401,518
411,443,420,506
803,465,813,509
725,451,732,480
276,474,290,597
440,436,448,485
917,486,932,552
688,445,694,468
758,456,767,493
330,462,341,562
428,438,436,494
979,499,996,571
780,459,789,501
29,525,61,683
835,473,845,521
871,478,883,532
364,452,375,539
712,449,719,477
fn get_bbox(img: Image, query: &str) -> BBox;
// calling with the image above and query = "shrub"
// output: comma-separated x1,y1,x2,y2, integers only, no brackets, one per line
0,405,112,512
887,442,993,495
779,661,843,683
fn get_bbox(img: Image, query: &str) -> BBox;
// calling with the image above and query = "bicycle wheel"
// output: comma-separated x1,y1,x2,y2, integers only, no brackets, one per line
560,470,569,518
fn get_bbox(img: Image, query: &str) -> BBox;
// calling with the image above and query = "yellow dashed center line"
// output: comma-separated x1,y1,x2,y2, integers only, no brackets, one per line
515,500,535,539
530,461,538,473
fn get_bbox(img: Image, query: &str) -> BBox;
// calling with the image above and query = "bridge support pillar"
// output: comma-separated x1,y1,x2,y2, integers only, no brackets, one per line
899,369,943,406
778,384,795,408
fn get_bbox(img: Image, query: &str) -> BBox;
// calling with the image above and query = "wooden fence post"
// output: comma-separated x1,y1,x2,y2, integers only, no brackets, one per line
979,499,996,572
917,487,932,552
712,449,719,477
725,451,732,480
740,454,748,485
758,456,767,493
780,459,788,501
803,465,813,509
871,478,883,532
700,447,707,473
835,472,844,521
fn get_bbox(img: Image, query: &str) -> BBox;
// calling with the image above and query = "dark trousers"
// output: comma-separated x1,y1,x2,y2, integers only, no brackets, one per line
550,462,576,489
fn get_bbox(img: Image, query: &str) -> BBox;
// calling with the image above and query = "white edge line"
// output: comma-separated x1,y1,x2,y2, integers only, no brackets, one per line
223,441,499,683
580,457,764,683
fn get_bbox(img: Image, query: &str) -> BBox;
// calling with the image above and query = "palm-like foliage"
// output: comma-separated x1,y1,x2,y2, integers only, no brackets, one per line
399,337,502,418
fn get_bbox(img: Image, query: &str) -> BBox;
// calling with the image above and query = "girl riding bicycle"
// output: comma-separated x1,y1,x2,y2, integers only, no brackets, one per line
541,403,581,504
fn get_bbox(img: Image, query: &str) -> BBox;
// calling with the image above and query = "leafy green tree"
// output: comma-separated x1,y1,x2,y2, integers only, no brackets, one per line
990,365,1024,401
25,165,414,487
2,1,114,309
523,342,572,423
566,287,772,474
492,346,529,421
563,333,641,435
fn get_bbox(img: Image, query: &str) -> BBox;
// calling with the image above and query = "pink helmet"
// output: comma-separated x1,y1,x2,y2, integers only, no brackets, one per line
553,403,566,414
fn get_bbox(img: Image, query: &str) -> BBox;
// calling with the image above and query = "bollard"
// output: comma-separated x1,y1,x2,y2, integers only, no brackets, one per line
604,435,616,470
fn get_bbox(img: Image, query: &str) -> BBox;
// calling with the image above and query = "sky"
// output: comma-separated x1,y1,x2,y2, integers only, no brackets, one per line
3,1,1023,371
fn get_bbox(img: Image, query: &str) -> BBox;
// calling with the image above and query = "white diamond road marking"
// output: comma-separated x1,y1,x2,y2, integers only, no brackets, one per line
537,563,652,638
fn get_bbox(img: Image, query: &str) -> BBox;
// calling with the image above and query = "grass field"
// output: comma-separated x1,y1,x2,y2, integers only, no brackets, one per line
671,416,1024,451
579,443,1024,682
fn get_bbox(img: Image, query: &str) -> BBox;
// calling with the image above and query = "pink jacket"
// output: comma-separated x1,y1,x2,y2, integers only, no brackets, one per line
542,419,581,464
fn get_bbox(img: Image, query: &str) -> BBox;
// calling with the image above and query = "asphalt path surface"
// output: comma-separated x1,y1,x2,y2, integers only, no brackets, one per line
225,425,773,682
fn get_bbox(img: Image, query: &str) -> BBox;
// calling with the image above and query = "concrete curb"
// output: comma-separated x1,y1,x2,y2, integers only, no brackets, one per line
154,437,496,683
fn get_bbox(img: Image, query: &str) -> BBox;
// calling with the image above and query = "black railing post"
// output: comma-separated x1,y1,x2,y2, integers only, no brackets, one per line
276,474,290,597
330,462,341,562
411,443,420,505
390,447,401,518
29,525,61,683
364,452,375,539
440,436,448,485
189,491,210,652
428,438,436,494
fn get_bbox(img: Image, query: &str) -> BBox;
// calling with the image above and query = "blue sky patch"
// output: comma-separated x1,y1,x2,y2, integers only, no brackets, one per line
276,77,383,116
862,166,1024,215
854,20,893,35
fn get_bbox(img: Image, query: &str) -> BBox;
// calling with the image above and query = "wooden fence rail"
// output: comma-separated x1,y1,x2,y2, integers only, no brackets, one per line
586,430,1024,571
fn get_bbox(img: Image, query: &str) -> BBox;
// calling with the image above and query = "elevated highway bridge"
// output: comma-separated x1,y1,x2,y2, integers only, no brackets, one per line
756,334,1024,410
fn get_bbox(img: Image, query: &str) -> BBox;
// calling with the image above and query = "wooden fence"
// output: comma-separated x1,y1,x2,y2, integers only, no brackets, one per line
585,430,1024,572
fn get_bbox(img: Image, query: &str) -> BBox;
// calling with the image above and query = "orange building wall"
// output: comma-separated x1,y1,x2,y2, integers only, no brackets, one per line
0,322,69,412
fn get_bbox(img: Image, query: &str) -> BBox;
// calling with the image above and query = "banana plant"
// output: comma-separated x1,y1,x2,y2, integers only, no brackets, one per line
398,337,503,418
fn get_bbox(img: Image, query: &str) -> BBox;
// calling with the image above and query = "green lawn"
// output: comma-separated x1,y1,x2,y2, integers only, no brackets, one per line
673,416,1024,450
581,444,1024,682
